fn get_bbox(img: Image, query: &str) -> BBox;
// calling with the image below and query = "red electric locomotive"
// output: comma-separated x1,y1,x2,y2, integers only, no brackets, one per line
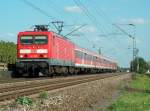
13,25,117,77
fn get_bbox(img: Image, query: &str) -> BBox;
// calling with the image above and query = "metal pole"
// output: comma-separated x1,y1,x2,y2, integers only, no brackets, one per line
113,23,136,72
98,47,103,55
130,24,136,72
136,49,139,72
132,37,135,72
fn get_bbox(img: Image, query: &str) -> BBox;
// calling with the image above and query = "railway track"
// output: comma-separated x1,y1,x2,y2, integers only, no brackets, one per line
0,73,126,105
0,78,42,84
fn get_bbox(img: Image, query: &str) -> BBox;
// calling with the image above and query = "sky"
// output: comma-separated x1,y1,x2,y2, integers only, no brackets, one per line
0,0,149,67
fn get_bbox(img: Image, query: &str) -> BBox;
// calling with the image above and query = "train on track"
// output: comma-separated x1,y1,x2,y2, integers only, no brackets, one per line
12,25,117,77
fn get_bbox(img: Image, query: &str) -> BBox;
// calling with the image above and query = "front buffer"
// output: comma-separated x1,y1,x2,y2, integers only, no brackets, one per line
13,59,49,77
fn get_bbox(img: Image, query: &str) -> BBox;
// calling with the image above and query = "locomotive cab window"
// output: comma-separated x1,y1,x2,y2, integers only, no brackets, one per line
20,36,33,44
34,36,48,44
20,35,48,44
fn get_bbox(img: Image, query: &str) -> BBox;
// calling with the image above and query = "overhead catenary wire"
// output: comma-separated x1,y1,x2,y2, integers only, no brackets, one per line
85,1,131,63
22,0,55,20
46,0,65,19
74,0,109,34
85,1,113,34
73,0,114,52
73,0,121,48
86,1,130,42
64,24,86,37
88,0,129,46
21,0,97,47
69,30,101,51
73,0,107,35
38,0,102,51
73,0,131,66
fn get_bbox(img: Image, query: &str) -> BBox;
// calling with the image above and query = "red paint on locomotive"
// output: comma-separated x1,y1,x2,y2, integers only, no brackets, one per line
15,26,117,77
18,31,75,64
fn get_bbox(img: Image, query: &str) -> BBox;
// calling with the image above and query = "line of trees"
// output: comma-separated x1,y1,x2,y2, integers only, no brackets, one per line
131,57,149,74
0,41,17,64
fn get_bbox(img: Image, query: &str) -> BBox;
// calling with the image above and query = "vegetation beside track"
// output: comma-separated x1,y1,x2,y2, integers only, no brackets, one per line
104,74,150,111
0,41,16,64
131,57,149,74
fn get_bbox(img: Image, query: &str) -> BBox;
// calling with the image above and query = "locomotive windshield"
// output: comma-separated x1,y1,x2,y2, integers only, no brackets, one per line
20,36,33,44
34,36,47,44
20,35,48,44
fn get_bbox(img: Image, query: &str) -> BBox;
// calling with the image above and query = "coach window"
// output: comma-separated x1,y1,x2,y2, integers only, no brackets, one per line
93,56,96,61
88,55,91,60
99,58,102,63
85,53,88,60
80,52,83,58
75,50,79,58
91,56,93,60
88,55,90,60
96,57,98,60
75,50,83,58
89,55,92,60
86,54,89,60
75,50,78,57
86,54,88,60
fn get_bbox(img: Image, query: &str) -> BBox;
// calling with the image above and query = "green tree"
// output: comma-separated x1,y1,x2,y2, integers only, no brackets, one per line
130,57,148,73
147,61,150,68
0,41,17,64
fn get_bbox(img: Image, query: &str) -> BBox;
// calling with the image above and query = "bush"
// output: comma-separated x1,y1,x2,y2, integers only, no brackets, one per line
131,57,149,74
0,108,5,111
39,91,49,100
16,96,33,106
0,41,17,64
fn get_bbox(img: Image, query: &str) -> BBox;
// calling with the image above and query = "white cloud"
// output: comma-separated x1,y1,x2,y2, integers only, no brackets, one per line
65,6,82,13
120,18,149,25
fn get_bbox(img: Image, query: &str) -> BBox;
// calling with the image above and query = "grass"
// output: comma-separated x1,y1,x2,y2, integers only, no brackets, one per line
131,74,150,90
104,74,150,111
106,92,150,111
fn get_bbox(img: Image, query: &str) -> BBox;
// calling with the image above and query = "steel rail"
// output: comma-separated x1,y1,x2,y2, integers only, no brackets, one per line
0,74,120,101
0,73,129,105
0,73,114,93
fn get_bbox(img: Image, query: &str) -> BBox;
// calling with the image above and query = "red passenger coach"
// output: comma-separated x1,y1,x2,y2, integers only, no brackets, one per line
14,25,117,77
74,46,117,73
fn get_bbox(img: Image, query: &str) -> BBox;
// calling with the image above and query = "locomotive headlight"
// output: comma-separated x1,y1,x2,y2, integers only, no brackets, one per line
39,54,48,58
36,49,48,53
20,49,31,53
20,55,24,58
43,54,47,58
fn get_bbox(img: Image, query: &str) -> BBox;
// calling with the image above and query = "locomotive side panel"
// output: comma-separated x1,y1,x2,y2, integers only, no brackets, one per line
50,34,75,66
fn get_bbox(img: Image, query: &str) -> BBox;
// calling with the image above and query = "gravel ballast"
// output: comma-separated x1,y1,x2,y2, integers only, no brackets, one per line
3,74,131,111
37,74,131,111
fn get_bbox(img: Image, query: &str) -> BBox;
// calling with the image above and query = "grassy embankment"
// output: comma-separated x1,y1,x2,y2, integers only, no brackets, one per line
105,74,150,111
